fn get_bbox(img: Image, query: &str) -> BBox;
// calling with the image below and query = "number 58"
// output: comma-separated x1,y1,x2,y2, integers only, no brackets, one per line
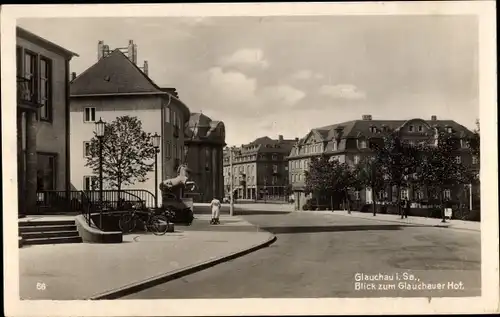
36,282,46,291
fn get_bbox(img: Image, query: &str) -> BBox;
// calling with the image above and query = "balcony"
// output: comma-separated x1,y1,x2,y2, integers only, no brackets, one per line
17,76,42,111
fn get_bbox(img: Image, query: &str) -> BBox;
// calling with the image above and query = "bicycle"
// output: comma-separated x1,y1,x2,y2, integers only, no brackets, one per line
118,208,170,235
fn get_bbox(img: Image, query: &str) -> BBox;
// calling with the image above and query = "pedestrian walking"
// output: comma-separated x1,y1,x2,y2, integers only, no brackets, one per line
401,198,410,219
210,197,221,225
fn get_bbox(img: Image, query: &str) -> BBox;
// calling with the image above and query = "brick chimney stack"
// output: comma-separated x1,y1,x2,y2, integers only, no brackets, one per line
71,72,76,81
278,135,283,142
127,40,137,64
143,61,149,76
431,115,437,121
362,114,372,121
98,40,104,60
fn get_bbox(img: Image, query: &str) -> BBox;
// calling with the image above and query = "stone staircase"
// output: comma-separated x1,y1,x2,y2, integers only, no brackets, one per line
19,219,83,246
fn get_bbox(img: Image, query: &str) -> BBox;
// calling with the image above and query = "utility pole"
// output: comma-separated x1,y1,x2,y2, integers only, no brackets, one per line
469,183,473,211
229,147,234,217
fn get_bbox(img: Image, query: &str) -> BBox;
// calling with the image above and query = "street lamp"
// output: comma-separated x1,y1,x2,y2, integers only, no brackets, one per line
95,117,106,228
228,147,234,217
151,132,161,209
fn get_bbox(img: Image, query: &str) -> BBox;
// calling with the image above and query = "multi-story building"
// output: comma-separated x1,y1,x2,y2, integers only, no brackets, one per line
69,40,190,207
184,112,226,202
223,135,296,201
288,114,479,210
16,27,78,215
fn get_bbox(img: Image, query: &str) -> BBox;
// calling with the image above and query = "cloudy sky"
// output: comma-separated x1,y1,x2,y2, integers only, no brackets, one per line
19,15,478,146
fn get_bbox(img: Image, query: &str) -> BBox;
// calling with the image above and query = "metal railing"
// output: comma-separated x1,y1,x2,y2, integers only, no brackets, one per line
36,189,157,229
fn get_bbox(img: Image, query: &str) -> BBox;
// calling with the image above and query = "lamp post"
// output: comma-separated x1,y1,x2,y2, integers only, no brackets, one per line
229,147,234,217
151,132,161,209
94,118,106,228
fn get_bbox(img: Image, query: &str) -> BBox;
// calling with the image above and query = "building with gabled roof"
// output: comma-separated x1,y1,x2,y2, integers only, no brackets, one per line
69,40,190,207
184,112,226,202
223,135,296,201
16,27,78,216
288,114,479,211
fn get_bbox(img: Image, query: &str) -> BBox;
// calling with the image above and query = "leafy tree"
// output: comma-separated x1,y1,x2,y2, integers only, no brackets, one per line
85,116,156,194
376,133,421,215
354,155,385,216
415,130,472,222
304,155,356,210
469,119,480,159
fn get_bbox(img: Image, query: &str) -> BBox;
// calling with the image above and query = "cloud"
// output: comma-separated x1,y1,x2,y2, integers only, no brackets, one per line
201,67,305,116
219,48,270,69
260,85,306,106
319,84,367,100
292,70,324,80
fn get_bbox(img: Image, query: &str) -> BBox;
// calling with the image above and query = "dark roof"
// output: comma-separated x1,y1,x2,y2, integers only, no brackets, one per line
298,119,473,145
17,27,78,59
185,112,225,144
188,112,212,128
70,49,165,96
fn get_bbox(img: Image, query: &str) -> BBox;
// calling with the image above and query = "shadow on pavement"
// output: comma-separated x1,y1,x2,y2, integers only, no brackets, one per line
260,224,409,234
195,210,292,216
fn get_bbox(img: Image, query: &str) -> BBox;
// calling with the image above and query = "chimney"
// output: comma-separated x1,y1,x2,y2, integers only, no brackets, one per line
431,115,437,121
278,135,283,142
103,45,110,58
127,40,137,64
71,72,76,81
98,40,104,60
362,114,372,121
294,137,299,142
143,61,149,76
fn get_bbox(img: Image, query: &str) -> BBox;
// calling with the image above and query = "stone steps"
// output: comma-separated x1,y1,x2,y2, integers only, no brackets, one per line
19,219,82,246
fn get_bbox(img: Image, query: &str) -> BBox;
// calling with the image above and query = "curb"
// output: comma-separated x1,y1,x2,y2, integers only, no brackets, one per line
88,232,277,300
305,210,480,232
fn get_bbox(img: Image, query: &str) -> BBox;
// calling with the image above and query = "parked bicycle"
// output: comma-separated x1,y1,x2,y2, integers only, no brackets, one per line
118,208,170,235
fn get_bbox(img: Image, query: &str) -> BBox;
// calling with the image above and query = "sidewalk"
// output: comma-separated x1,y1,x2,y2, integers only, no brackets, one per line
304,209,481,232
19,215,275,300
194,202,294,213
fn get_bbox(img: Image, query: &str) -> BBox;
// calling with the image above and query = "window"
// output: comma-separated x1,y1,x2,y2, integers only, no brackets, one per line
418,125,423,132
165,107,170,123
377,191,387,200
354,191,360,200
174,145,178,160
354,155,360,165
24,51,37,103
461,139,470,148
359,140,367,149
37,153,57,190
455,156,461,164
415,190,424,200
272,176,278,185
84,107,96,122
400,189,409,200
165,141,171,160
272,154,278,160
409,125,414,132
83,176,98,191
83,142,91,157
332,142,337,151
273,164,278,173
443,189,451,199
472,156,479,165
447,127,453,133
39,57,52,121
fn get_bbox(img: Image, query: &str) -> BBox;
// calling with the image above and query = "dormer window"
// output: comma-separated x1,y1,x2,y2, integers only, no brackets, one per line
409,125,414,132
369,126,376,133
418,125,423,132
359,140,367,149
461,139,470,148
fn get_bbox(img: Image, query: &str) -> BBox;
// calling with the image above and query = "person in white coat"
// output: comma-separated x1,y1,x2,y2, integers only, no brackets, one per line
210,197,221,225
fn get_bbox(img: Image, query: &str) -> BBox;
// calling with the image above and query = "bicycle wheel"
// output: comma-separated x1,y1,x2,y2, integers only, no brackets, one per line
119,213,137,233
148,215,169,236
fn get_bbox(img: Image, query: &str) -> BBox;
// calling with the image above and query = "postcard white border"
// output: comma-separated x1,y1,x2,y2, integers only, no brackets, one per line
2,1,498,316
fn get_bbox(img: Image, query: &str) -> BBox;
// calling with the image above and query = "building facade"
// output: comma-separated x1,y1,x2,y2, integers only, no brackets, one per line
69,40,190,207
223,136,295,201
184,113,226,202
16,27,78,215
288,115,480,210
